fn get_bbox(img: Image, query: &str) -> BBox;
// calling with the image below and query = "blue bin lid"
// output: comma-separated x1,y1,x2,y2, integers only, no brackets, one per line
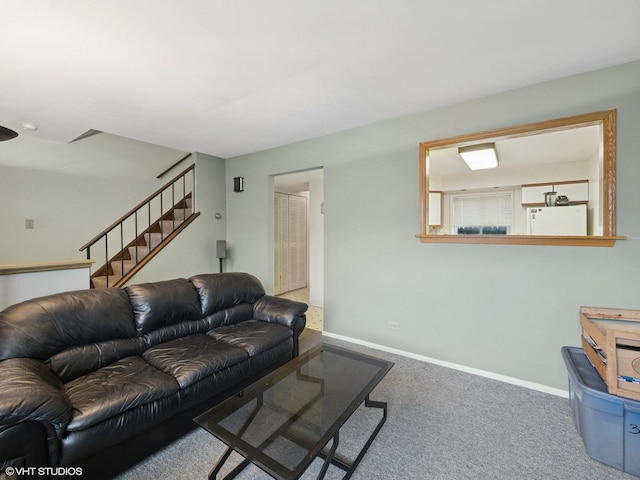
561,346,628,416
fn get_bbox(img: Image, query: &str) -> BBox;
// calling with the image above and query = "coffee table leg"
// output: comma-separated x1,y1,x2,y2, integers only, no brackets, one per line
208,446,232,480
209,446,252,480
313,394,387,479
341,395,387,480
208,394,264,480
316,432,339,480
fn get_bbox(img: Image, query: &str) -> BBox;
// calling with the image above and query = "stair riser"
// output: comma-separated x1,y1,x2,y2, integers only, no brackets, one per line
161,219,183,234
92,275,122,289
144,233,163,249
111,261,135,276
172,208,192,221
128,246,150,262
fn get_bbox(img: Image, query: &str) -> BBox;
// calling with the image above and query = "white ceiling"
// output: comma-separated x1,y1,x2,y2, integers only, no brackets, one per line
1,1,639,159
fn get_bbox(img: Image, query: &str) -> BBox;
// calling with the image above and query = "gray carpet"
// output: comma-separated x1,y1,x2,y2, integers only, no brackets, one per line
116,330,636,479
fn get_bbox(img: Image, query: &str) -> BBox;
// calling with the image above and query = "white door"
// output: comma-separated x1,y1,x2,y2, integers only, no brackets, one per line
288,194,307,290
274,193,307,294
274,193,289,295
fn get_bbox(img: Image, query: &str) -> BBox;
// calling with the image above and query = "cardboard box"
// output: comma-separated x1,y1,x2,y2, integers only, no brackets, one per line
580,306,640,401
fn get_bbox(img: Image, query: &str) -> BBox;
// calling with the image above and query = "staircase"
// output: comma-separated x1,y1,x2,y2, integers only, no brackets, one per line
81,164,199,288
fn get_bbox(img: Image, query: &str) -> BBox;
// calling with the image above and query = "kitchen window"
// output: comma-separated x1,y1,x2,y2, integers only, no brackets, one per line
451,192,513,235
417,109,622,246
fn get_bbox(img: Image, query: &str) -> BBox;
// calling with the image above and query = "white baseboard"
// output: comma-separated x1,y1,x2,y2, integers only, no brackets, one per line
322,331,569,399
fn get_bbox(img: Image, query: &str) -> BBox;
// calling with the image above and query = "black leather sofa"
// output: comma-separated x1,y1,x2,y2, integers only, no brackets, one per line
0,272,307,478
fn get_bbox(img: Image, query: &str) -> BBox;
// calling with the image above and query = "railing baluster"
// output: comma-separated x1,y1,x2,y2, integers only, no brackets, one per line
172,183,175,231
182,174,186,211
120,222,124,282
134,211,138,263
105,236,109,287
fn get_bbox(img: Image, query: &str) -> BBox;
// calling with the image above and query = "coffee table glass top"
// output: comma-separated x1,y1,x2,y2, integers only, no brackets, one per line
194,343,394,480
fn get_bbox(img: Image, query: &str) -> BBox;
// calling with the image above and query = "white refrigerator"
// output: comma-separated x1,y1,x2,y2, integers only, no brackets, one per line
526,205,587,235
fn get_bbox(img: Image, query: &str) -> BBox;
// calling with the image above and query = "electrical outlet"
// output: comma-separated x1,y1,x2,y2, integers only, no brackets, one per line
25,219,34,229
388,321,399,331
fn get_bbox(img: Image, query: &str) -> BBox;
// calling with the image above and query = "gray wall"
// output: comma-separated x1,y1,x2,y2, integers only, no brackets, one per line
225,60,640,392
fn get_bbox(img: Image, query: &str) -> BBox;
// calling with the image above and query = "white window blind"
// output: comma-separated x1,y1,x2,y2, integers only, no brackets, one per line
452,192,513,234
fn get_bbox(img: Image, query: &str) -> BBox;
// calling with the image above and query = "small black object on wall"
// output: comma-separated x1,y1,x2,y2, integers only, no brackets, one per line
216,240,226,273
233,177,244,192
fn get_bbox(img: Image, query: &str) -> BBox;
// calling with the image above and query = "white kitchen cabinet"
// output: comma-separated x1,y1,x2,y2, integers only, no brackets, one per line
521,184,553,205
429,191,443,227
554,181,589,202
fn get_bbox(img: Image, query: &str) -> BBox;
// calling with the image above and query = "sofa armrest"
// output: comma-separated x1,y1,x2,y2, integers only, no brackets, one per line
253,295,307,336
0,358,72,438
0,422,50,472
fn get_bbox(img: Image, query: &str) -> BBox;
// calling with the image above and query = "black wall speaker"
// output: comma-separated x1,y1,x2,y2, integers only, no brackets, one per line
216,240,227,259
233,177,244,192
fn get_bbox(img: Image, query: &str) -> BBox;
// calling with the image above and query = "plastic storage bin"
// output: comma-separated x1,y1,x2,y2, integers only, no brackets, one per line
562,346,640,476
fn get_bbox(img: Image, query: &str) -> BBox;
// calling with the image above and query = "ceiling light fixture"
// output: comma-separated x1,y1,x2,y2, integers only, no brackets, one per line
458,143,498,170
0,125,18,142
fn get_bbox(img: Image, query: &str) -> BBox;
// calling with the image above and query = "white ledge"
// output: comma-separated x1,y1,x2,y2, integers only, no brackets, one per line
0,260,94,275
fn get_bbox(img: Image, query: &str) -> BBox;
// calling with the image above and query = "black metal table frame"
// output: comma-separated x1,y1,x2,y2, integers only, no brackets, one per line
208,392,387,480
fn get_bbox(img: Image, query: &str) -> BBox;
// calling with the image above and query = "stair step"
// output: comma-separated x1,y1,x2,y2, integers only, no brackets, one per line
161,219,183,234
111,259,136,276
172,208,192,221
92,274,122,288
144,232,164,249
128,245,150,262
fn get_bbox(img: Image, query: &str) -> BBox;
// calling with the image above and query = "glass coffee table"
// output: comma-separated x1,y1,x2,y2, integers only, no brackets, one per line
194,343,394,480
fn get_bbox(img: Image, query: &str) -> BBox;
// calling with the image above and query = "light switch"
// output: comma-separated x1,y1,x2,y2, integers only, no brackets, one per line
25,219,34,229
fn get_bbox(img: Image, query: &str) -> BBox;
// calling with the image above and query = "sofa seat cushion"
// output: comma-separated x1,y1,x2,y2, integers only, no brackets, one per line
64,356,179,432
208,320,292,357
142,334,249,389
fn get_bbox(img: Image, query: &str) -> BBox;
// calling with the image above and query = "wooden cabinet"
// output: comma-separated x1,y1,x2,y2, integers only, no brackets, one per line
521,180,588,206
429,191,443,227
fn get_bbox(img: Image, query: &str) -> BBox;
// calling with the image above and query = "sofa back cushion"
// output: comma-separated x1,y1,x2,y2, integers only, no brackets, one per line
125,278,202,335
47,337,148,382
189,273,265,325
0,288,135,362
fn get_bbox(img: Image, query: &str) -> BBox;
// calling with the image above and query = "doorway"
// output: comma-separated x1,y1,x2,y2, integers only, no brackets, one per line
273,168,324,331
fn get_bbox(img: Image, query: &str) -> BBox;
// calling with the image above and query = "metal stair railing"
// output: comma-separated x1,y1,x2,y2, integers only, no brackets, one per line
80,163,197,287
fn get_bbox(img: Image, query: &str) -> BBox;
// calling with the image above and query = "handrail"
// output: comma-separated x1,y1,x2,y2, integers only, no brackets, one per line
157,153,192,179
80,164,195,251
